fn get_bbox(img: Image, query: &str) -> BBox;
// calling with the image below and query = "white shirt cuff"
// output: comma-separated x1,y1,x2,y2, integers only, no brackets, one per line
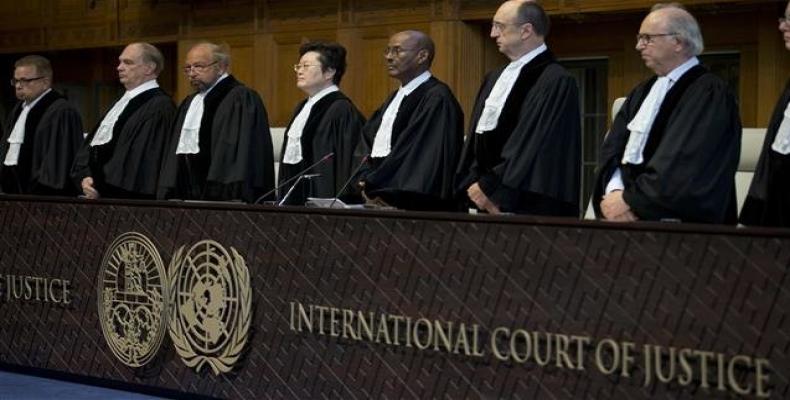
605,168,625,193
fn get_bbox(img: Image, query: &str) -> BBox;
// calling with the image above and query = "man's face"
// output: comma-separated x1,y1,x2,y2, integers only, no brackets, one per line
296,51,333,96
781,2,790,50
635,10,683,76
491,1,528,60
117,44,154,90
13,65,49,102
185,45,223,92
384,32,424,84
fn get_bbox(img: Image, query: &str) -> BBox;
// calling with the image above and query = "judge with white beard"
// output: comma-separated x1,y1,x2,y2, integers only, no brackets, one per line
158,42,274,203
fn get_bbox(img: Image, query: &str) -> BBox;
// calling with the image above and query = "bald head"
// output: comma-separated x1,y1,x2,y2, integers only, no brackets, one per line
385,30,435,84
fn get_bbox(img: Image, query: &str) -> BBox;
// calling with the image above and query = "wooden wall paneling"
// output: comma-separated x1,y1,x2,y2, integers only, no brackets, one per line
0,1,46,52
429,20,486,132
254,33,277,124
350,0,433,26
261,0,339,33
117,0,183,41
183,0,256,38
336,28,364,119
47,0,117,48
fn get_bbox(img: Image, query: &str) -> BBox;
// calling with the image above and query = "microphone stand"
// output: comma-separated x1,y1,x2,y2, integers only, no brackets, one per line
329,154,369,209
278,173,321,206
254,152,334,204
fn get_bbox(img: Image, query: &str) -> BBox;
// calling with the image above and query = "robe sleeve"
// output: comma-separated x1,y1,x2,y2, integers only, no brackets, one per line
101,96,175,195
206,87,275,202
32,101,84,193
313,100,364,197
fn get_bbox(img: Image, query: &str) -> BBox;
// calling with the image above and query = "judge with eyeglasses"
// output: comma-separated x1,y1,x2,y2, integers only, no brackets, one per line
277,41,365,206
593,3,741,224
0,55,83,196
158,41,275,203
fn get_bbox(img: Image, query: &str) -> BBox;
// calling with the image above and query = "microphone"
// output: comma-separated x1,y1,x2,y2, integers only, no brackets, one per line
254,152,334,204
278,173,322,206
329,154,370,208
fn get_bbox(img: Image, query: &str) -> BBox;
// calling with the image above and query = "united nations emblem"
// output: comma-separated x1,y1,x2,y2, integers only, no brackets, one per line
97,232,169,368
168,240,251,375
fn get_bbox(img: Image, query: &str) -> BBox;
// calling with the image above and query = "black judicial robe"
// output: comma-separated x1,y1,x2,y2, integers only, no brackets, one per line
278,91,364,205
158,76,275,203
0,91,83,196
592,65,741,224
358,76,464,211
740,80,790,227
456,50,581,216
72,87,175,199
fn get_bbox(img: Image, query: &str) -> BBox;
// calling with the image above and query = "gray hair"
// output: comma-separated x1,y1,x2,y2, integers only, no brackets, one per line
15,55,53,80
651,3,704,56
133,42,165,75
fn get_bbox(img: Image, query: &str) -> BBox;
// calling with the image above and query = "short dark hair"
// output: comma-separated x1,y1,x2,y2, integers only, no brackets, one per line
299,41,347,85
15,55,53,80
517,2,550,37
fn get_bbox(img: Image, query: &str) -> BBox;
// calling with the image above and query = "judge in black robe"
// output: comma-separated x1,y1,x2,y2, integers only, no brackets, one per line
278,42,364,206
740,81,790,227
456,1,580,217
593,6,740,224
740,4,790,227
358,31,464,212
158,42,274,203
1,62,83,196
72,43,176,200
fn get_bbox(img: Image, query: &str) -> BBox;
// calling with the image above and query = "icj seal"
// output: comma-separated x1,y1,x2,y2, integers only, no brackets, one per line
168,240,251,375
97,232,169,368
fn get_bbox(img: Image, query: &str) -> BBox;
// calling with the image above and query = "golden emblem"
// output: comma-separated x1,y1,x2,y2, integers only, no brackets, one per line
97,232,169,368
168,240,251,375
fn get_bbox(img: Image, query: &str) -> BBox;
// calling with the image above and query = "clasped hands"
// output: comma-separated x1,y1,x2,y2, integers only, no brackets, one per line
600,190,638,222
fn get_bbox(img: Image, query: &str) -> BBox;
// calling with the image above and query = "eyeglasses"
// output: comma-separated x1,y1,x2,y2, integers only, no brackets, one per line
491,20,527,32
293,64,321,72
636,32,677,45
183,61,218,74
10,76,44,86
383,46,415,57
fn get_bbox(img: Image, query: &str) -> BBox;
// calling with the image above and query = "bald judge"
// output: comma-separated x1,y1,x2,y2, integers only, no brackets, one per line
593,3,740,224
456,0,581,216
158,42,275,203
72,42,176,200
357,30,464,211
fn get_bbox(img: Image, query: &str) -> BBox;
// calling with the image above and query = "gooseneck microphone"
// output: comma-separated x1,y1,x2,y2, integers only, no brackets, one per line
254,152,334,204
278,173,321,206
329,154,370,208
